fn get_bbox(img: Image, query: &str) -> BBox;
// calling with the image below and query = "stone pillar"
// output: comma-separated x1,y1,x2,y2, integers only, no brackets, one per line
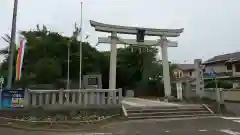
72,92,76,104
176,83,183,100
45,93,49,104
59,91,63,104
52,92,56,105
32,93,37,106
39,93,43,106
24,89,30,107
194,59,204,97
96,92,100,105
161,37,171,97
184,81,192,99
109,32,117,89
118,88,123,104
84,92,88,106
232,64,236,76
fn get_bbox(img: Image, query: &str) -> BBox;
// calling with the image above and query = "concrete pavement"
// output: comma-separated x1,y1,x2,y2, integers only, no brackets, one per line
122,97,182,107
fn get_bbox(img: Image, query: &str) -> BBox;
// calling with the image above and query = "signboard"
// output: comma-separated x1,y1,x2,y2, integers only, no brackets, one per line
1,89,25,108
88,77,98,85
203,68,217,78
209,70,217,78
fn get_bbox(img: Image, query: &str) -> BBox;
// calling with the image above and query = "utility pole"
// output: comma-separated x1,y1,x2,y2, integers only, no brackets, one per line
79,2,83,89
7,0,18,89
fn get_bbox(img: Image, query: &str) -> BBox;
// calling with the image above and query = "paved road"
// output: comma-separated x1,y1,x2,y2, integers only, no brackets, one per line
225,102,240,116
96,117,240,135
1,117,240,135
0,127,58,135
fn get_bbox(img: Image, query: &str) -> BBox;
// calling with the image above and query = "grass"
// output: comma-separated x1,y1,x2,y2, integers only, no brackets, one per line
0,107,124,130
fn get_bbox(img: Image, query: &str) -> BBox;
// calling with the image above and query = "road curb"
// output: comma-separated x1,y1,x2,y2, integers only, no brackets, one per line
0,123,108,132
0,116,220,132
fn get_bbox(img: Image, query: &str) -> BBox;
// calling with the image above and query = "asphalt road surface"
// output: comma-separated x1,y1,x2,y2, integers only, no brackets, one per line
1,117,240,135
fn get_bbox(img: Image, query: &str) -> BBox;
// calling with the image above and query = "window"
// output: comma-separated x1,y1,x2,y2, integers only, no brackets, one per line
179,72,183,78
202,68,206,72
235,64,240,72
226,64,232,70
174,71,183,78
189,71,192,77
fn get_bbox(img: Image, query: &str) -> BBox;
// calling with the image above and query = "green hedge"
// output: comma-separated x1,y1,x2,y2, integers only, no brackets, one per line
205,80,232,89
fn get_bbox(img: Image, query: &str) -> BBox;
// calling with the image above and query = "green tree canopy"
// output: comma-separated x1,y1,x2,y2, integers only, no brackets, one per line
0,25,175,97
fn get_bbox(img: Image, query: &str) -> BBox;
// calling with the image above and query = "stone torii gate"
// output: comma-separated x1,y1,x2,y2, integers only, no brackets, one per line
90,20,184,97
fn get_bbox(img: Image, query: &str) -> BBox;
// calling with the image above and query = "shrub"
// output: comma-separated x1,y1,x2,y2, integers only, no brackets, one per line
205,80,232,89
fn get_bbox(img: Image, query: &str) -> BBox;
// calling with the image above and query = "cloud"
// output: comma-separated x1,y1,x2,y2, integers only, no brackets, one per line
1,0,240,63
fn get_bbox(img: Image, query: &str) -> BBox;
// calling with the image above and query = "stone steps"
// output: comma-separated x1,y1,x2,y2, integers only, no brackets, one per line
128,110,210,116
127,107,205,113
125,105,214,120
127,114,214,120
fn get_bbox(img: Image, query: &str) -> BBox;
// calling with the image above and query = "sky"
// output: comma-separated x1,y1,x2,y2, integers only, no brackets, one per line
0,0,240,63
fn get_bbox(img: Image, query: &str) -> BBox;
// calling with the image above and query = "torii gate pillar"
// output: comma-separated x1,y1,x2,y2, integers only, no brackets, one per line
109,32,117,89
161,37,172,97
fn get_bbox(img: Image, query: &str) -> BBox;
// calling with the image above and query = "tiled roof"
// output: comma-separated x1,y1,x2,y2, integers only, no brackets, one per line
204,52,240,64
176,64,195,71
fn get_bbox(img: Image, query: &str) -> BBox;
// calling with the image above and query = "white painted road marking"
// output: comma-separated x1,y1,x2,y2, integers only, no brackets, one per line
221,117,240,120
233,120,240,123
74,133,109,135
198,129,207,131
72,130,240,134
219,129,240,135
221,117,240,124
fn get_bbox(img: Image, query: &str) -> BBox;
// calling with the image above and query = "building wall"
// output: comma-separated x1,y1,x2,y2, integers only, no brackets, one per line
173,68,195,78
205,63,226,73
204,62,240,77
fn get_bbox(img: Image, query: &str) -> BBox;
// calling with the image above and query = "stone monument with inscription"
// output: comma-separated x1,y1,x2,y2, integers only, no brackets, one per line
83,74,102,89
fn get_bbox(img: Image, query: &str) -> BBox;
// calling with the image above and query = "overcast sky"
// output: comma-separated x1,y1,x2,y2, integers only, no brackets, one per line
1,0,240,63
